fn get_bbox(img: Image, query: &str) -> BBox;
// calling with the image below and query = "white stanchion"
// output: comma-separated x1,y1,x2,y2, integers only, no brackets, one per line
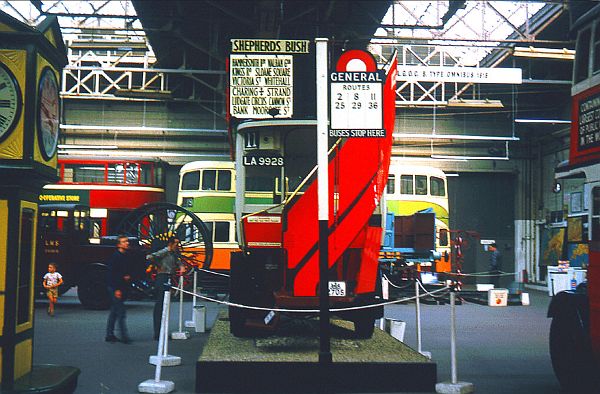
171,276,189,340
185,270,198,328
149,291,181,367
139,291,176,393
435,291,474,394
415,280,431,358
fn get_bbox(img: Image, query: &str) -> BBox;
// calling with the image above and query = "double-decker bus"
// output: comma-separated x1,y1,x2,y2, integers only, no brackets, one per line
548,4,600,390
40,156,165,242
382,162,451,273
177,161,238,276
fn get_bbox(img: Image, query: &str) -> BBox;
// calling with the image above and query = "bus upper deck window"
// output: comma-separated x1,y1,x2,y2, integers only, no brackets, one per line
72,164,105,183
386,175,395,195
415,175,427,195
217,170,232,191
575,28,591,83
430,177,446,196
181,171,200,190
202,170,217,190
140,164,152,185
126,163,139,184
108,164,125,184
400,175,413,194
62,166,74,183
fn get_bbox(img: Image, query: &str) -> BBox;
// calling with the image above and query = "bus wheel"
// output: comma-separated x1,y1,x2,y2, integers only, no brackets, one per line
354,316,376,339
549,313,597,390
78,265,110,310
116,202,213,271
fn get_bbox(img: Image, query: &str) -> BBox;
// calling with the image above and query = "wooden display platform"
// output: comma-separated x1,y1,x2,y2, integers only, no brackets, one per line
196,315,436,393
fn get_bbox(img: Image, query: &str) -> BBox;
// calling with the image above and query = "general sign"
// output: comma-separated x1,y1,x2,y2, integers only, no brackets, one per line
396,66,522,84
230,54,293,119
329,71,384,138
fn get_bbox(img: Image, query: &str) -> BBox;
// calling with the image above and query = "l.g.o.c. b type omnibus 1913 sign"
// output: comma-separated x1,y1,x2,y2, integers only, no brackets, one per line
329,49,385,138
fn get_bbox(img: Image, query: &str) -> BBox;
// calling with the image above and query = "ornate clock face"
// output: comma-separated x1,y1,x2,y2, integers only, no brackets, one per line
0,62,22,141
38,67,60,160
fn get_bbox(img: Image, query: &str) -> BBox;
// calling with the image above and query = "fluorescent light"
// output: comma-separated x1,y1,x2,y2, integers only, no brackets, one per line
514,119,570,124
513,47,574,60
58,144,119,149
445,173,460,177
431,154,509,161
393,133,519,141
447,99,504,108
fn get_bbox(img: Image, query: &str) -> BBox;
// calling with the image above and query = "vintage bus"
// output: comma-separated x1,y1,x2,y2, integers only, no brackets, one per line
40,157,165,242
548,4,600,390
177,160,238,276
382,162,451,273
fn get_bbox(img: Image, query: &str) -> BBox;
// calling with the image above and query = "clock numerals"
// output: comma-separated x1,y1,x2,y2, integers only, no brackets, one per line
0,63,21,140
37,68,60,159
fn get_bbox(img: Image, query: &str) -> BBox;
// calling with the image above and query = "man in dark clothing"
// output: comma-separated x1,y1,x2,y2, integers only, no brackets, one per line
105,235,132,344
489,243,502,288
146,236,184,340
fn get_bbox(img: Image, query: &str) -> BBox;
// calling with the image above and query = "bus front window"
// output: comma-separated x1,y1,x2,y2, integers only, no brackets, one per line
245,166,279,204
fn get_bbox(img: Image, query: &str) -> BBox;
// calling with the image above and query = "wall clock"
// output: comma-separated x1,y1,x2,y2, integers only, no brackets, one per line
0,61,22,142
38,67,60,160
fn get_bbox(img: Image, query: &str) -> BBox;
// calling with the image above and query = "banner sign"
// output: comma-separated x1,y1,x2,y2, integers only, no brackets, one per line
231,39,309,54
230,54,293,119
39,189,89,205
396,66,522,84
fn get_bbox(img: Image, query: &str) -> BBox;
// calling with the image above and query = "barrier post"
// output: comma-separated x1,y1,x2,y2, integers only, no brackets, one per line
435,289,474,394
139,291,175,393
172,276,189,339
185,270,198,328
149,291,181,367
415,280,422,353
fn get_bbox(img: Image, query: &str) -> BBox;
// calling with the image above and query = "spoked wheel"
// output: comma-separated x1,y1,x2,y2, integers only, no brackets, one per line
116,202,213,294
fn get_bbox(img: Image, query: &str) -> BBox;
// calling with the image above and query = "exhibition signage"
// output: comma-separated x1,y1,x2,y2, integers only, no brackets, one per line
396,65,522,84
578,91,600,149
230,54,293,118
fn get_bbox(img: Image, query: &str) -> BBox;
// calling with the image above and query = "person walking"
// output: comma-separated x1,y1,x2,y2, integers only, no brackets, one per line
146,236,184,340
489,243,502,288
105,235,132,344
43,262,63,316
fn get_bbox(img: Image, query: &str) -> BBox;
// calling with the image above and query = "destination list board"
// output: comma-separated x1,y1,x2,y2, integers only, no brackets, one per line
230,54,293,119
578,92,600,150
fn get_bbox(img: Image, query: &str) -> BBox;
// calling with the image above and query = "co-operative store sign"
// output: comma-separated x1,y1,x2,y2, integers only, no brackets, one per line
229,39,309,119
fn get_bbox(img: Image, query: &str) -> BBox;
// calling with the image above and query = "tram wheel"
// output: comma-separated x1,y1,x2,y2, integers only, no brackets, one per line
116,202,213,274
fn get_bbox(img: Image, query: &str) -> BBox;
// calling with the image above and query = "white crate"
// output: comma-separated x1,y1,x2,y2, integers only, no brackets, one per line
488,288,508,306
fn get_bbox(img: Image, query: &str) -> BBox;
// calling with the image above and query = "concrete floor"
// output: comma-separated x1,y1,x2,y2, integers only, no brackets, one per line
32,289,563,394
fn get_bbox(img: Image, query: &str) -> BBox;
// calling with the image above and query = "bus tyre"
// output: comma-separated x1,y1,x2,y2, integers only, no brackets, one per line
354,317,376,339
549,314,597,391
228,252,251,337
78,265,110,310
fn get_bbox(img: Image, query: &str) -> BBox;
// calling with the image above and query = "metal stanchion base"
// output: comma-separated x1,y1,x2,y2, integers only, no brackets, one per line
149,355,181,366
435,381,474,394
138,379,175,393
184,320,195,328
171,331,190,340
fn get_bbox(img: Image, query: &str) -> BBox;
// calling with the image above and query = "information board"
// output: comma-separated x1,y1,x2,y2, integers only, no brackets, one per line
329,71,384,138
578,91,600,150
230,54,293,119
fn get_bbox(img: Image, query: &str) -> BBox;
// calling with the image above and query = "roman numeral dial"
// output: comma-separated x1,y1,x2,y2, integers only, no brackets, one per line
0,62,22,140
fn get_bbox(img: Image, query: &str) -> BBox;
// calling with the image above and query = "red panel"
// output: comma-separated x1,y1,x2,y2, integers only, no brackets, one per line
570,85,600,166
283,52,397,297
89,190,163,209
355,226,383,294
242,215,283,248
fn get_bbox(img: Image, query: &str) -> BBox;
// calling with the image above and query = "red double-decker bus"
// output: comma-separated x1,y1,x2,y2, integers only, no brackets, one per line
548,4,600,391
40,156,166,241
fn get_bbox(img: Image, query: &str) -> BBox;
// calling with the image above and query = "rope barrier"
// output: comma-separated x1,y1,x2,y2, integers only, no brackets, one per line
170,285,451,313
417,280,451,299
382,274,415,290
197,268,230,278
442,270,516,278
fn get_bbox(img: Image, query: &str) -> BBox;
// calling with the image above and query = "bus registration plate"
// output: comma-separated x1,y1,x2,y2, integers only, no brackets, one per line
328,281,346,297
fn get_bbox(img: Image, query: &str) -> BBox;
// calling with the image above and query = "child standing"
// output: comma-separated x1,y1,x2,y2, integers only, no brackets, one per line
43,263,63,316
